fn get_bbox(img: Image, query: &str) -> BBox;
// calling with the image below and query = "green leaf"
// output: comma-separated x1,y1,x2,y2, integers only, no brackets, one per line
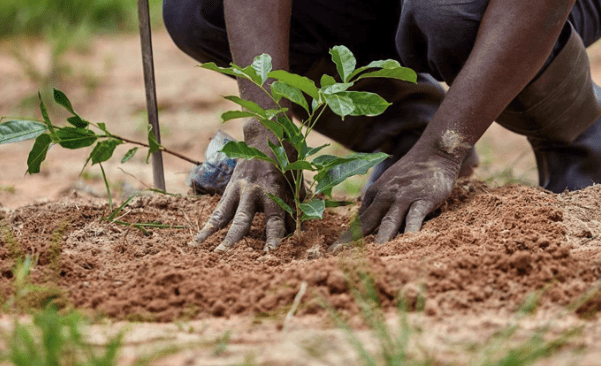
56,127,97,149
220,141,276,165
121,147,139,163
38,92,56,139
323,93,355,119
271,81,309,113
276,116,304,152
303,143,330,158
90,139,123,165
320,74,336,88
315,152,389,194
267,70,319,100
231,64,262,85
356,67,418,83
67,115,89,128
146,126,161,163
329,46,356,83
97,122,110,135
321,82,354,95
265,192,294,215
268,140,289,170
300,199,325,221
224,96,268,117
0,120,47,145
311,154,339,169
331,91,392,117
284,160,316,172
251,54,272,85
348,59,402,80
26,134,52,174
221,110,257,123
53,89,77,115
257,117,284,139
201,63,241,78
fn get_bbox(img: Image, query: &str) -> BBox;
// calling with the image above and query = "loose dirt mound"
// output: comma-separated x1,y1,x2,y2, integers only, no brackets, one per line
1,181,601,322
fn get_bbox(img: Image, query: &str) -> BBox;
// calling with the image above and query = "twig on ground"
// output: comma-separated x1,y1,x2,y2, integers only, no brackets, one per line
283,281,308,332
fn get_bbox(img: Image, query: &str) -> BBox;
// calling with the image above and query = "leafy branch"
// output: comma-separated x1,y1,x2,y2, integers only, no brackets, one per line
203,45,417,234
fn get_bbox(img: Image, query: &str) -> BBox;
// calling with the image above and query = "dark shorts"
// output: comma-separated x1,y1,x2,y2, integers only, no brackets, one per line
163,0,601,83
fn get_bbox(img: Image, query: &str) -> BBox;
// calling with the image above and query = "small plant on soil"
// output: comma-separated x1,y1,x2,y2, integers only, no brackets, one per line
202,45,417,233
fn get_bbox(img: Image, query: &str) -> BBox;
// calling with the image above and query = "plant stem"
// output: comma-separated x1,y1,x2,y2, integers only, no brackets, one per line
109,134,201,166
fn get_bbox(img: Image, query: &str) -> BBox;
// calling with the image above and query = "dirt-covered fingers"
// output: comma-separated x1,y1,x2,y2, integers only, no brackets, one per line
375,201,412,244
214,193,257,253
264,214,286,252
404,200,434,233
190,192,239,247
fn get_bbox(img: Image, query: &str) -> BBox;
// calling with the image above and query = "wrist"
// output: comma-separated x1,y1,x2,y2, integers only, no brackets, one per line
411,129,473,166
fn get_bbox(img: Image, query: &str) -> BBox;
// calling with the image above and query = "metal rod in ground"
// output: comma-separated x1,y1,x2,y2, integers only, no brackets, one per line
137,0,166,191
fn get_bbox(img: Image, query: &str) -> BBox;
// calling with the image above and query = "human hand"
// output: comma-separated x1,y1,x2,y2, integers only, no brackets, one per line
330,146,462,251
190,155,294,253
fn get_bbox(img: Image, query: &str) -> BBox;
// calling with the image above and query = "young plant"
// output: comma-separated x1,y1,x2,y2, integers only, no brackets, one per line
202,45,417,233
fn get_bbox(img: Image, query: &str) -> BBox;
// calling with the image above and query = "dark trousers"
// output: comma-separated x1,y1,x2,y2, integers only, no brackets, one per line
163,0,601,84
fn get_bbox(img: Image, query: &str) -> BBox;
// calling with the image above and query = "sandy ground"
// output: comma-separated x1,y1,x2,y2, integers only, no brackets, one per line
1,31,601,365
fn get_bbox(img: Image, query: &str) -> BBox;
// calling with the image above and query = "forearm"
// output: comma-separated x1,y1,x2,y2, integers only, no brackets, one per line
223,0,292,147
416,0,576,162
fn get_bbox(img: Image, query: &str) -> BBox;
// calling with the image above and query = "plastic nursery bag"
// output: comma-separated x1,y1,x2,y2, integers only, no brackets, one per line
186,130,237,195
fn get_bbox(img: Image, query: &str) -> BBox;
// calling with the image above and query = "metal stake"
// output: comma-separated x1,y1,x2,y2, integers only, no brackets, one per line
137,0,166,191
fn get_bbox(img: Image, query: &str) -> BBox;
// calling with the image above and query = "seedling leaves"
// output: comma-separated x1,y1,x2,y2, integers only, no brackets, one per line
323,93,355,119
38,93,56,138
265,192,294,216
268,140,289,170
284,160,315,172
146,126,161,163
56,127,97,149
90,139,123,165
320,74,336,88
271,81,309,113
356,67,418,83
224,96,268,117
330,46,356,83
221,141,276,165
302,143,330,158
257,118,285,139
315,152,389,194
53,88,77,115
26,134,52,174
221,110,257,123
322,83,354,95
332,91,391,117
67,115,89,128
300,199,325,221
0,120,47,145
267,70,319,100
348,59,403,80
200,63,241,79
121,147,139,163
251,54,272,85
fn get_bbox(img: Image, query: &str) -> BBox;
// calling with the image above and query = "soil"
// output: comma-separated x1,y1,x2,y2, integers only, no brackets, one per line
1,31,601,365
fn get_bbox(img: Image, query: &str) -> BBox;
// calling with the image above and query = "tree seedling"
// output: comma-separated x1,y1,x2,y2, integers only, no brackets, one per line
203,45,417,234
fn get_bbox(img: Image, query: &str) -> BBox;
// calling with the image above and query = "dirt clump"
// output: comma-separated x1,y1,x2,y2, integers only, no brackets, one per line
1,181,600,322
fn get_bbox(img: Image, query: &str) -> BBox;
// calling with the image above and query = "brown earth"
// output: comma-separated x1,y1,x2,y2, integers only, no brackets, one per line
2,30,601,365
1,180,601,324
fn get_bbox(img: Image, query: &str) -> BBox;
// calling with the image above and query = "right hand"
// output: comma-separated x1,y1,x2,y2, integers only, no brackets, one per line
189,156,294,252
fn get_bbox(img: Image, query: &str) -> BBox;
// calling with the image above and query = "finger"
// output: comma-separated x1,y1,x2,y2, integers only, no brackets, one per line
375,201,411,244
264,214,287,252
329,202,389,252
214,194,256,252
359,187,377,215
190,193,239,246
403,200,433,233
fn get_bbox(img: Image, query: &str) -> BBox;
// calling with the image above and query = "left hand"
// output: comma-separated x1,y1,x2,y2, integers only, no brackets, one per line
329,145,461,251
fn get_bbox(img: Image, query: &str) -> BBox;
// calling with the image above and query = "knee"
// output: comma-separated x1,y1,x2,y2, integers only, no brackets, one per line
163,0,230,65
398,0,487,82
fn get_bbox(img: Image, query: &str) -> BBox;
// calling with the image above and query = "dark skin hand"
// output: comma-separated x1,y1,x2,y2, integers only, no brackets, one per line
193,0,576,252
332,0,577,250
190,0,293,252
